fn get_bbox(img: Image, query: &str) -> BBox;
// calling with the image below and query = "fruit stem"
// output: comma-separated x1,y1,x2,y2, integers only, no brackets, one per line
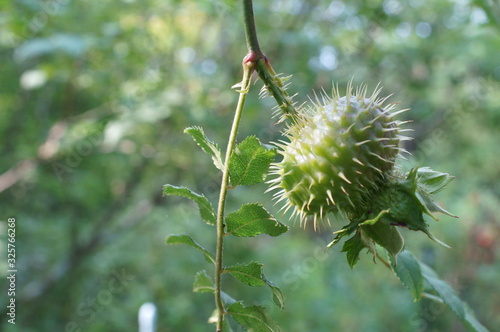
214,62,253,331
255,59,298,121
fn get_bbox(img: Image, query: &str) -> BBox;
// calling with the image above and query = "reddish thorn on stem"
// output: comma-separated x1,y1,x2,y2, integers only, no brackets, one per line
243,51,266,65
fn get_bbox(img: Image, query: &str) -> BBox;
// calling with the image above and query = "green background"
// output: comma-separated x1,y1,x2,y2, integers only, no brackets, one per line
0,0,499,331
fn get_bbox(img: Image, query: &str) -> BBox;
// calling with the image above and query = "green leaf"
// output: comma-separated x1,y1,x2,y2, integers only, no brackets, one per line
225,262,267,286
163,185,216,225
366,225,404,260
224,262,285,309
226,302,279,332
390,250,424,301
265,279,285,310
415,188,458,219
341,232,366,269
225,203,287,237
166,234,215,265
420,263,489,332
193,270,214,293
184,126,224,171
416,167,455,194
229,136,276,186
361,215,404,261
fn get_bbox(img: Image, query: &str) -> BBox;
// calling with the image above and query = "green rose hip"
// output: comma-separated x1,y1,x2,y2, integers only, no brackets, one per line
268,83,409,228
269,83,457,266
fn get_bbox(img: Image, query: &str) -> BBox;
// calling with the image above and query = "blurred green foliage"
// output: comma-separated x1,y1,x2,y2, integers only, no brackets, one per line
0,0,499,331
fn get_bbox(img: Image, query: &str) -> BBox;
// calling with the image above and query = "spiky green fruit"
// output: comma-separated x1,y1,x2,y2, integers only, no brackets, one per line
268,84,408,227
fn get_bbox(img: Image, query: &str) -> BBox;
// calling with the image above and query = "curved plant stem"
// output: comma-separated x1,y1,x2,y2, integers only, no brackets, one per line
214,64,253,332
242,0,298,121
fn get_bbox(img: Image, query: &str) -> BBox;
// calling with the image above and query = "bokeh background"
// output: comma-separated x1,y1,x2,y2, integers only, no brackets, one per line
1,0,499,331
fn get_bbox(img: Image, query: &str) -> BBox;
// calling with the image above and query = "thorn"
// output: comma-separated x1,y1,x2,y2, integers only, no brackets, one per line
352,157,365,166
338,171,352,184
307,194,315,209
359,125,372,132
389,108,410,117
283,203,294,216
277,201,290,213
367,163,383,174
355,140,371,146
341,186,349,196
274,194,289,205
326,189,336,206
369,112,387,125
345,123,356,133
231,82,242,90
397,135,413,141
369,152,390,163
341,186,354,206
377,94,393,105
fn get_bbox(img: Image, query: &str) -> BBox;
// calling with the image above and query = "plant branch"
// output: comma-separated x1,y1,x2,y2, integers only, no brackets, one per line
242,0,264,58
242,0,298,121
255,60,298,121
214,63,253,331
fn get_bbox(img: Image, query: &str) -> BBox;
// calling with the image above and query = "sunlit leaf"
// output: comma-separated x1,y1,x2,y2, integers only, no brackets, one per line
229,136,276,186
163,185,216,225
185,126,224,171
225,203,287,237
